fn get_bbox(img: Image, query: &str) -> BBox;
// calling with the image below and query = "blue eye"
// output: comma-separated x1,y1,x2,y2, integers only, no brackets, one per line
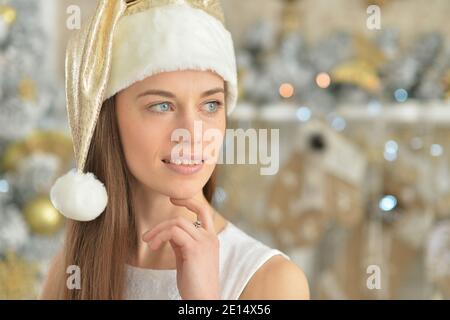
148,102,171,113
203,101,222,113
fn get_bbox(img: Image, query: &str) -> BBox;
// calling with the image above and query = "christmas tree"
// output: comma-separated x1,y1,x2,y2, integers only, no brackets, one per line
0,0,71,299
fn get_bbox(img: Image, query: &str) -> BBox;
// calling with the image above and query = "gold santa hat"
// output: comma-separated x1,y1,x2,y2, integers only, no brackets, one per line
50,0,238,221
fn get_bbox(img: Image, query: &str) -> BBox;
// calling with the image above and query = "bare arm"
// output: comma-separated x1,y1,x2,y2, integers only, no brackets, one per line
239,255,310,300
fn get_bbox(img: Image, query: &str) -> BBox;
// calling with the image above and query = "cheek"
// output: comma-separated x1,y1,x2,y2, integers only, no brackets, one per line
117,111,165,176
202,119,226,161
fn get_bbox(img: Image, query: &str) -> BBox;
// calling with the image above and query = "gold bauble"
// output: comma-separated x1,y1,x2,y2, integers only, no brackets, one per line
23,196,65,235
0,141,25,172
0,5,17,25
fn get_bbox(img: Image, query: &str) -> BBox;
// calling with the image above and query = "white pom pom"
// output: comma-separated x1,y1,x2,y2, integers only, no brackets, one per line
50,169,108,222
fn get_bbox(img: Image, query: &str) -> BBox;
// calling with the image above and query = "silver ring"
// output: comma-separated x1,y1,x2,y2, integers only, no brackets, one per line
193,220,202,228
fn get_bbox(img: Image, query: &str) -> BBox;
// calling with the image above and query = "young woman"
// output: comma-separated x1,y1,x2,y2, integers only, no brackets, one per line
40,0,309,300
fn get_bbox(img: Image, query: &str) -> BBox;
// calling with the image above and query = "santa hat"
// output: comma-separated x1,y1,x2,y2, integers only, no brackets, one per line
50,0,238,221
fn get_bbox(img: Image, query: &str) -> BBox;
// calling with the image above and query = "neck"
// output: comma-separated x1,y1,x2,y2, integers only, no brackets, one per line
128,181,214,269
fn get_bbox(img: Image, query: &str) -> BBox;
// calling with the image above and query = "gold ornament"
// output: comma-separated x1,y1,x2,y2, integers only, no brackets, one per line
0,5,17,25
330,35,386,94
0,252,37,299
18,77,38,103
23,196,65,235
1,130,73,173
331,60,381,93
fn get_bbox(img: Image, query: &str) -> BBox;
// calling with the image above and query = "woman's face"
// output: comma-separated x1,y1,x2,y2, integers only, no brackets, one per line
116,70,226,199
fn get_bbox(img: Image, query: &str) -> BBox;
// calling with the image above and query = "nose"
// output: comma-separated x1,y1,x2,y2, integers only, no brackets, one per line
172,108,204,156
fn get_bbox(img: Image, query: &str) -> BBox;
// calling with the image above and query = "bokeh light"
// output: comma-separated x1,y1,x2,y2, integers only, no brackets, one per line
279,83,295,98
379,195,398,212
296,106,311,122
394,88,408,102
331,116,346,131
384,140,398,161
431,144,443,157
315,72,331,89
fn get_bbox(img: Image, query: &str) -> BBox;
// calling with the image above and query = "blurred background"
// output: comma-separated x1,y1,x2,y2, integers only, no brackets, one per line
1,0,450,299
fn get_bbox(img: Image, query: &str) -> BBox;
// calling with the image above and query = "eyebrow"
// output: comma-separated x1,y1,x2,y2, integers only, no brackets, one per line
136,87,225,99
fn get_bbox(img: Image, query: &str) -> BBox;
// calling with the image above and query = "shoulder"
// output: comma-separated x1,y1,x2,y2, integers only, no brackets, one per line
238,254,310,300
39,250,64,299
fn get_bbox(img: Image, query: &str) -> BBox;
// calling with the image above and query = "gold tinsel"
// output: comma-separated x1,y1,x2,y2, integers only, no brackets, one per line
0,252,37,299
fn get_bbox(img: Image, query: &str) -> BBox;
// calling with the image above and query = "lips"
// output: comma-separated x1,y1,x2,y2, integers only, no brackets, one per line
161,158,204,165
161,157,205,175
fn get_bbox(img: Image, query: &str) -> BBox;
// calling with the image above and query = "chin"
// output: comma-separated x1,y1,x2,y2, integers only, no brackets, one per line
165,184,202,199
171,171,215,197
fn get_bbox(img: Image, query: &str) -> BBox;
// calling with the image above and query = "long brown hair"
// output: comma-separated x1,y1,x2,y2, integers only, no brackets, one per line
58,96,217,299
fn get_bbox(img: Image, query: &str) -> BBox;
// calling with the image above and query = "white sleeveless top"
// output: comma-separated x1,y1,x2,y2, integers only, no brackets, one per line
124,221,291,300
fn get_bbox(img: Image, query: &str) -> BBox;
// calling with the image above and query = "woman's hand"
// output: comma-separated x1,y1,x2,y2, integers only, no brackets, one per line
141,196,220,300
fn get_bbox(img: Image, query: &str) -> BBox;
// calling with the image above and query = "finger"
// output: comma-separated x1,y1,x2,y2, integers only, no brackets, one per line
142,216,202,243
170,197,215,233
149,226,193,251
169,239,184,268
142,220,172,242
